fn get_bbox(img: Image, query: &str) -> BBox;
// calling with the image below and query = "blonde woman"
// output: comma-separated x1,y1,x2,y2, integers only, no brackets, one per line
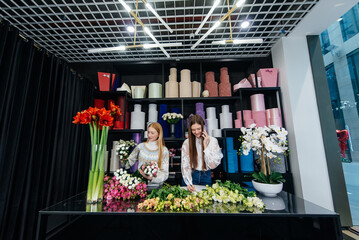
126,122,169,189
181,115,223,192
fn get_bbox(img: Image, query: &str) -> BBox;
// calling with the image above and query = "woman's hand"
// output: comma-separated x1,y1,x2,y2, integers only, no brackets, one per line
187,185,196,193
202,129,210,149
139,169,153,181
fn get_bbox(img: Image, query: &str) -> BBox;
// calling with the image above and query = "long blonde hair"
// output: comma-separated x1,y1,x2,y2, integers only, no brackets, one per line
146,122,165,169
188,115,206,171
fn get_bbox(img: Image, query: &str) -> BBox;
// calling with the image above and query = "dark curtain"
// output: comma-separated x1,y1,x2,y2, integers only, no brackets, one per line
0,21,93,240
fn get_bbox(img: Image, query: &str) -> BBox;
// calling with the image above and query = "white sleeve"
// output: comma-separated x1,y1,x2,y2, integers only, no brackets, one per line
150,148,169,184
203,137,223,169
181,140,193,186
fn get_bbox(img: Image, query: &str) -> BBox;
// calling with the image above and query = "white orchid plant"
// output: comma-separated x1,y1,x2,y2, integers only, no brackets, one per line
162,112,183,124
240,123,289,184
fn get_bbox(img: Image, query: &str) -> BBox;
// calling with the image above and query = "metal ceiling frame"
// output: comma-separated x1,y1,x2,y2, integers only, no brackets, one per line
0,0,319,62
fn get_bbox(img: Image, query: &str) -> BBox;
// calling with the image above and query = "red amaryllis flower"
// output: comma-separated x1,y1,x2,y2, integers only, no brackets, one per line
96,107,109,118
72,112,81,124
99,113,114,127
85,107,97,122
79,111,92,124
109,102,122,116
87,107,98,115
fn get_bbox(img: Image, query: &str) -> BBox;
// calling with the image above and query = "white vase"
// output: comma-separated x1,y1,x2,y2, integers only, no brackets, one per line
252,180,283,197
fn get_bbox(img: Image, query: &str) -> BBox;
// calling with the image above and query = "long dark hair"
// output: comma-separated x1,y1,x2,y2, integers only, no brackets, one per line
188,115,206,171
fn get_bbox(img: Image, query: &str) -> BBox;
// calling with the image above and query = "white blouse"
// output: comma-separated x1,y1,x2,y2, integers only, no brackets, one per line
181,136,223,186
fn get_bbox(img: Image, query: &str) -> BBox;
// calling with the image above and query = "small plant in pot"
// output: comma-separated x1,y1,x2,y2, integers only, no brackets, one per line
240,124,289,197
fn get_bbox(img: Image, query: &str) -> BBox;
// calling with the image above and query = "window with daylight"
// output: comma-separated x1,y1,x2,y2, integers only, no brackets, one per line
340,3,359,42
347,49,359,116
320,30,331,55
326,64,345,130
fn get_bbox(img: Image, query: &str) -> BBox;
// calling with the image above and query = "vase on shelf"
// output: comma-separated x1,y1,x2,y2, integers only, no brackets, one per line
169,123,176,138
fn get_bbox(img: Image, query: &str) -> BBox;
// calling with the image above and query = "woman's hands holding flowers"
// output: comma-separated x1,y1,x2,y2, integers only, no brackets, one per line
139,169,153,181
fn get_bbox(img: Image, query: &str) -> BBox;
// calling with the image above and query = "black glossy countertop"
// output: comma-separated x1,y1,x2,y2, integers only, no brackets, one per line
39,191,338,217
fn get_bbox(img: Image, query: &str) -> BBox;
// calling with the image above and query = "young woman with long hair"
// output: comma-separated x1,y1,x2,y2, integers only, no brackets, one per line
181,115,223,192
126,122,169,188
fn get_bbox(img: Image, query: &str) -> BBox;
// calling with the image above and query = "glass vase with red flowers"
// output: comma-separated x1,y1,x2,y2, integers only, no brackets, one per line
73,102,122,203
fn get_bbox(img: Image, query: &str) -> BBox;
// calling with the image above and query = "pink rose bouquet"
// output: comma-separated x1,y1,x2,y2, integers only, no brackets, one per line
141,161,159,178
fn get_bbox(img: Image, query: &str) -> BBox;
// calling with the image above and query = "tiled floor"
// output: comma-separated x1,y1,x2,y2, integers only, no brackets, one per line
343,162,359,225
346,183,359,225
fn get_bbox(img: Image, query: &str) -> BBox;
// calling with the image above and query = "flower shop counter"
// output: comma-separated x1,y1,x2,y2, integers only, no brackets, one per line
36,191,342,240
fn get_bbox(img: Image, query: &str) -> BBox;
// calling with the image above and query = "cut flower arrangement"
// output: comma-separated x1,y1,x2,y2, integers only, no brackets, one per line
138,184,206,212
141,161,158,178
196,181,265,213
103,168,147,201
138,181,264,212
73,102,121,203
116,139,137,166
132,161,159,183
240,123,288,184
162,112,184,124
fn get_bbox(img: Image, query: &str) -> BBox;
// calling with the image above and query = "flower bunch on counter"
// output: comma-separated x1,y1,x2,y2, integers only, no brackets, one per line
103,169,147,201
162,112,184,124
137,181,264,213
138,184,207,212
116,139,137,166
196,181,264,211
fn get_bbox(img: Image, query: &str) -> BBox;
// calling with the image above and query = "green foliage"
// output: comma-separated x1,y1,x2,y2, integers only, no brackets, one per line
147,183,191,201
252,171,286,184
214,180,256,197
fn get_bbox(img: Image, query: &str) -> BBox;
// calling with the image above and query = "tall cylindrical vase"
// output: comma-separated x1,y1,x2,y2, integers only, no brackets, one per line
87,125,108,204
169,123,176,138
87,144,106,204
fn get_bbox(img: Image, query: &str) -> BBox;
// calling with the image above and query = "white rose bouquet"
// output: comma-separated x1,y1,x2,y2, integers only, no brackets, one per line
116,139,137,166
162,112,184,124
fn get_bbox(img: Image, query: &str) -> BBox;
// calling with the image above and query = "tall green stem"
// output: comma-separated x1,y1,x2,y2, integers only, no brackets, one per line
260,145,267,176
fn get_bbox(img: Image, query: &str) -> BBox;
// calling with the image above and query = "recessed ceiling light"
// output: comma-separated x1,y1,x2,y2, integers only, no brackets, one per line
236,0,245,7
241,21,250,28
127,26,135,33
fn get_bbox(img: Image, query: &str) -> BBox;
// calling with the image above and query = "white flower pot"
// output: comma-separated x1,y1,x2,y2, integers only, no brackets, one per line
252,180,283,197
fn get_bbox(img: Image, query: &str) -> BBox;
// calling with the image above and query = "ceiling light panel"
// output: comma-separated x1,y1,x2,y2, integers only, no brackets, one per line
0,0,319,62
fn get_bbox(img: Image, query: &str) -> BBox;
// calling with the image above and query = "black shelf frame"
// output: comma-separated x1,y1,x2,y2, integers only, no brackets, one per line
91,59,292,192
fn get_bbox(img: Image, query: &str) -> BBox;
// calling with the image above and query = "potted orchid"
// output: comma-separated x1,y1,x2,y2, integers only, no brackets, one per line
240,123,288,197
